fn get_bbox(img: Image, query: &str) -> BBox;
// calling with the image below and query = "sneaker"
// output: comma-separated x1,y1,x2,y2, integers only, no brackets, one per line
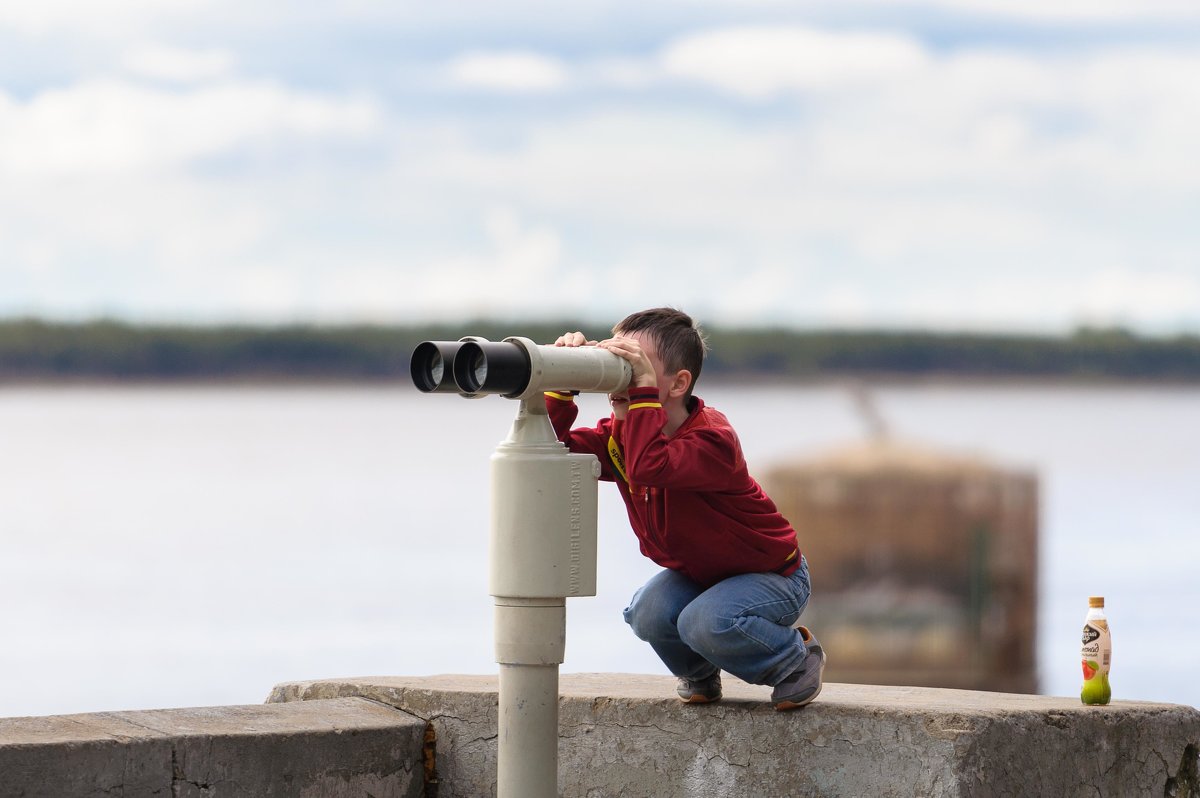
772,626,826,711
676,671,722,704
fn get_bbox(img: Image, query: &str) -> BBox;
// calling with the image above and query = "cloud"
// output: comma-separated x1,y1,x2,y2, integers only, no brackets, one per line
4,7,1199,330
660,26,931,99
446,51,570,93
826,260,1200,331
413,207,581,319
0,0,208,35
894,0,1200,22
695,0,1200,23
395,29,1200,328
644,38,1200,197
582,57,662,91
1077,269,1200,326
0,79,381,176
122,44,234,82
653,28,1200,198
419,109,799,235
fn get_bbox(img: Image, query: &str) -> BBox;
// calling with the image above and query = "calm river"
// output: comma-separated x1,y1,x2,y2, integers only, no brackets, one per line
1,382,1196,716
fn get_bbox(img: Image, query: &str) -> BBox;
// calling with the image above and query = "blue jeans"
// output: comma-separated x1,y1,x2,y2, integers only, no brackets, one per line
622,556,812,686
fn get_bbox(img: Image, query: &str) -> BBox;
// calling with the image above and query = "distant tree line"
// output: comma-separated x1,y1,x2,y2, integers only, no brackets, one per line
1,318,1198,382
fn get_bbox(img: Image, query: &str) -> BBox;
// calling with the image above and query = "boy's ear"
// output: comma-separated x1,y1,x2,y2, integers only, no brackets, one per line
667,369,692,400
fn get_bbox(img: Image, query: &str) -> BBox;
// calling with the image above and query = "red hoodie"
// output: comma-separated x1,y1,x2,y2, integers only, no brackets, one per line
546,386,800,588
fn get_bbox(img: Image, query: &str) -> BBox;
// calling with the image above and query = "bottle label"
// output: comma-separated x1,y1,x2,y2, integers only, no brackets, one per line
1081,620,1111,679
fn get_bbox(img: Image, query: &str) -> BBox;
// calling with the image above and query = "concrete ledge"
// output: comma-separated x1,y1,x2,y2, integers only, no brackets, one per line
0,697,426,797
270,674,1200,798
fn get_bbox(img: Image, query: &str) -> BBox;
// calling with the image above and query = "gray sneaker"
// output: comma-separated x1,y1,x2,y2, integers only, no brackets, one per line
772,626,826,711
676,671,722,703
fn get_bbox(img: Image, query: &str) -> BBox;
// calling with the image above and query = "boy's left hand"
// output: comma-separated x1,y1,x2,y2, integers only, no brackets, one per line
599,336,657,389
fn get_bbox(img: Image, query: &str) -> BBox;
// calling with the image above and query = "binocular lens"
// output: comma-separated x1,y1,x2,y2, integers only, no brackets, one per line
429,351,444,385
471,350,488,387
411,341,463,393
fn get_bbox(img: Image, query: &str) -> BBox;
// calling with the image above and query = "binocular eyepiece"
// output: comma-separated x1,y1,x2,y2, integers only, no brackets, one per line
411,336,632,400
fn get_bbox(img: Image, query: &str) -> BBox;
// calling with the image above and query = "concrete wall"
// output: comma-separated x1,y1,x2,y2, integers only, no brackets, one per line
0,697,425,797
3,675,1197,797
271,674,1200,798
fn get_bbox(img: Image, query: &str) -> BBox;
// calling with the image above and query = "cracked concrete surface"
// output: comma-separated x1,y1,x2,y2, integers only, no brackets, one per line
270,673,1200,798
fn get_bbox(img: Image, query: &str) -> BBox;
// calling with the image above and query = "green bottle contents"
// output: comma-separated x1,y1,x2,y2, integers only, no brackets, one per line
1080,596,1112,705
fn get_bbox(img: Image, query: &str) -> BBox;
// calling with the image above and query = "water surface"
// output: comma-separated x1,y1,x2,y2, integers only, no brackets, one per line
1,383,1196,716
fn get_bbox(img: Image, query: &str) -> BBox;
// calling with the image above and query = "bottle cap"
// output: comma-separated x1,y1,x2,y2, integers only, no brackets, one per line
1088,596,1105,608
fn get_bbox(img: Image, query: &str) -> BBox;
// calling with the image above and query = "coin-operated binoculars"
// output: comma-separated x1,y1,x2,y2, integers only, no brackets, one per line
411,336,631,798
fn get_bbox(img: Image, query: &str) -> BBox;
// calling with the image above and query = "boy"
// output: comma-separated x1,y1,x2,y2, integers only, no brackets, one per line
545,308,824,710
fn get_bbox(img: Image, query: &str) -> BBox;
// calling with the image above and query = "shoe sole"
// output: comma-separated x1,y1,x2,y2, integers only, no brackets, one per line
679,694,722,704
773,653,826,712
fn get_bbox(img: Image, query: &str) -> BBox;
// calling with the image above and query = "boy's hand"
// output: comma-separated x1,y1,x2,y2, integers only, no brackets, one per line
599,336,658,389
554,331,597,347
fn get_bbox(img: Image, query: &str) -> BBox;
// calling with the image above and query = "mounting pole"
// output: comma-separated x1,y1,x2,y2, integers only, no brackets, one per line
490,396,600,798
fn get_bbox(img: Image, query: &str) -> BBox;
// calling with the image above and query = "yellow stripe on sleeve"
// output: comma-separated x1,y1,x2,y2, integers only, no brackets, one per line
544,391,576,402
606,436,628,483
627,401,662,411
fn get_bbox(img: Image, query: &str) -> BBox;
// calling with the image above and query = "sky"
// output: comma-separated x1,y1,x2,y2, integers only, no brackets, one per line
2,1,1199,332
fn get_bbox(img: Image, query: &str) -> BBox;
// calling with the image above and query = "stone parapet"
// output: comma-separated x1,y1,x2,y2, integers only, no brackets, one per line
3,676,1195,797
0,697,425,797
270,673,1200,798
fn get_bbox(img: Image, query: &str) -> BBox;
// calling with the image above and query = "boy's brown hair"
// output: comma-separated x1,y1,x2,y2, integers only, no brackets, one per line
613,307,709,400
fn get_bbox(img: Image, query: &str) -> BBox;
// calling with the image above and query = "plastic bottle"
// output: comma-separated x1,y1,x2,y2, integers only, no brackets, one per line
1080,596,1112,705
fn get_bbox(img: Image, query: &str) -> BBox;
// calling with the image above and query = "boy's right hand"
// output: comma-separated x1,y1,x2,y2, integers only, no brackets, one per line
555,331,597,347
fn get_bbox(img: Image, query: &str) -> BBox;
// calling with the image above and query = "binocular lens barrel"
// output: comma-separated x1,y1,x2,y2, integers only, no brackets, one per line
454,341,531,396
410,341,465,393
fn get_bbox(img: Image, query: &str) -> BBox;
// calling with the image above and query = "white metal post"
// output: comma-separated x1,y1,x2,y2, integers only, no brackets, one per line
490,396,600,798
411,335,628,796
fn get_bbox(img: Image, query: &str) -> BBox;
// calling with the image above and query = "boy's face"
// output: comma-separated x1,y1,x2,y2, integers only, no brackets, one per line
608,331,678,420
